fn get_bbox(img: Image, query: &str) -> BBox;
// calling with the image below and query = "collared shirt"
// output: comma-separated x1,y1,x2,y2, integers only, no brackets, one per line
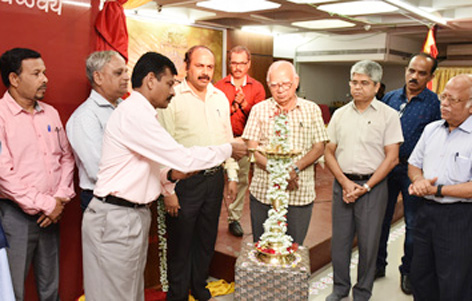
66,90,121,190
215,75,266,136
327,99,403,174
242,97,329,206
94,91,232,204
0,91,75,215
382,86,440,159
157,79,238,179
409,116,472,204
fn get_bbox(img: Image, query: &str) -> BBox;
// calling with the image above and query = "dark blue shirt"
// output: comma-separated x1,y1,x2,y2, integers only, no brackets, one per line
382,86,440,160
0,219,7,249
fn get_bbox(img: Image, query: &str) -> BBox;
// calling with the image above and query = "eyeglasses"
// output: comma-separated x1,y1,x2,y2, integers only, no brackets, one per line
439,93,470,104
268,82,293,91
349,80,374,88
230,61,249,67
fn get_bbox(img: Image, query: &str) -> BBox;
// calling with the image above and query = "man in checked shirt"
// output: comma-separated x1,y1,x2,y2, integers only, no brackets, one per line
242,60,328,245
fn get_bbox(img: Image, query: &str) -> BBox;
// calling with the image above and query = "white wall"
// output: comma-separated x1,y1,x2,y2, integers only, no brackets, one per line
297,63,406,106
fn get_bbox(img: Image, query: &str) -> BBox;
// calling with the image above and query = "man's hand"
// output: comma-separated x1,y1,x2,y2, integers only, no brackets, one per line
341,180,363,203
226,181,238,202
46,197,65,223
164,193,180,217
287,169,299,191
230,137,248,160
37,214,53,228
408,177,438,197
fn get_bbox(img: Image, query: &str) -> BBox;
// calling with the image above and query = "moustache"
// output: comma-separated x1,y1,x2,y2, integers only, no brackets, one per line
409,79,418,84
198,75,210,81
440,105,451,113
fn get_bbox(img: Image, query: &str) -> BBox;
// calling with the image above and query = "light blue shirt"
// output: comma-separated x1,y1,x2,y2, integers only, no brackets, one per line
409,115,472,203
66,90,121,190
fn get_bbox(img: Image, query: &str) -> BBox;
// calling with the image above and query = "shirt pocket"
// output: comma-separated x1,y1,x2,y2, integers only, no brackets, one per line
47,125,66,155
449,155,472,183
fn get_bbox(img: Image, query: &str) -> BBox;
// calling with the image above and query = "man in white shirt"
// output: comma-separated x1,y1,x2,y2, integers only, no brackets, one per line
82,51,247,301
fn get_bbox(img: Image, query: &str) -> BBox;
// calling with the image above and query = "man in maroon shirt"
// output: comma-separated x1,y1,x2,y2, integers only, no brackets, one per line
215,46,265,237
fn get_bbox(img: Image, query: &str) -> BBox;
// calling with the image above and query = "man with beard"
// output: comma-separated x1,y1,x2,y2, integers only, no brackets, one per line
376,53,440,294
82,52,246,301
158,45,238,301
408,74,472,300
215,45,266,237
67,50,129,210
0,48,75,300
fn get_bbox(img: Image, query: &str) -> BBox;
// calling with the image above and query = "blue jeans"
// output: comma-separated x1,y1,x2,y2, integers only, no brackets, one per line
376,163,419,275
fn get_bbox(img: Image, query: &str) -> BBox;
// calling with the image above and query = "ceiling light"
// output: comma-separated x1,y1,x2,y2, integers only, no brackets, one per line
287,0,338,3
197,0,280,13
241,26,275,36
292,19,356,29
318,1,398,15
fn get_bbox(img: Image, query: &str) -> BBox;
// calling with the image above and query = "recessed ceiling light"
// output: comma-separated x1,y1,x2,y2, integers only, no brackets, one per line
292,19,356,29
318,1,398,15
287,0,338,3
197,0,280,13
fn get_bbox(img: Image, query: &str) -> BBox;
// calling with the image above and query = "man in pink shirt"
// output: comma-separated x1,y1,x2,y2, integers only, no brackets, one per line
81,52,247,301
0,48,75,300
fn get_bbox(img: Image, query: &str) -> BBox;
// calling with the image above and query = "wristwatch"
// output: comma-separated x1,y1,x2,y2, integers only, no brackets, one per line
363,183,371,192
292,164,301,175
435,184,444,197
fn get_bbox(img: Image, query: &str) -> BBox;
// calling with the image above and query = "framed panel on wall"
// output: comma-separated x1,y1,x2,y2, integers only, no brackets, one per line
127,17,225,82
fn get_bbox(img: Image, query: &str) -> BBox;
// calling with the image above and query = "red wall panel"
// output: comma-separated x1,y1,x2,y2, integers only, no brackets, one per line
0,1,99,300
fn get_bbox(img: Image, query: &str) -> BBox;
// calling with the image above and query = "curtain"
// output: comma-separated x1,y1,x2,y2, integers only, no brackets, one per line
95,0,129,61
433,67,472,94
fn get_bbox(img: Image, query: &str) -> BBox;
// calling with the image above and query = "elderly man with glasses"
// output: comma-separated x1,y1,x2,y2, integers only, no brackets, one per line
407,74,472,301
242,60,328,246
324,60,403,301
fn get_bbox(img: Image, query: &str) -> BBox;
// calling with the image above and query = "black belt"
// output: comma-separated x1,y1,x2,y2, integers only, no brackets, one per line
94,195,147,208
198,165,223,176
344,173,372,181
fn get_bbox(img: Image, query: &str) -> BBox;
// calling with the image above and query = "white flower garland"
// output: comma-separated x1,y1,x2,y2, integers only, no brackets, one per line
256,111,296,256
157,198,169,292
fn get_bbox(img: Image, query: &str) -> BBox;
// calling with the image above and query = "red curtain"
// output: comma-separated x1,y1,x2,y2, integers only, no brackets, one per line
95,0,129,61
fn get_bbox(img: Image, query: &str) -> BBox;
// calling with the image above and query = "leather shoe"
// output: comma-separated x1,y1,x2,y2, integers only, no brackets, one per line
374,266,386,279
400,274,413,295
229,221,244,237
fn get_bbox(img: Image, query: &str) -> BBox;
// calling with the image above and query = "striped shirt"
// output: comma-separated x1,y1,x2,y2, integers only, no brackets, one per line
243,97,329,206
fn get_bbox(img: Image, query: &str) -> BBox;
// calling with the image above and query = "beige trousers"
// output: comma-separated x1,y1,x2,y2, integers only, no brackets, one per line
228,156,250,222
82,198,151,301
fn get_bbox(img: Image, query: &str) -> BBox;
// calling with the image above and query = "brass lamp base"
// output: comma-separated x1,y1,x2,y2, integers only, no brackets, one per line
256,249,296,265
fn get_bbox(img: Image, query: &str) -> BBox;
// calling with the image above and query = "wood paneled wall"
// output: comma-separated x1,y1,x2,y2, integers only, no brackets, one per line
226,29,274,96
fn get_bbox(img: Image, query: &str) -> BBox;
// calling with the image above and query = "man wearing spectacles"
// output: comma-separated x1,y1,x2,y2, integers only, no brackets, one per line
243,60,328,246
407,74,472,300
375,53,441,295
325,60,403,301
215,46,265,237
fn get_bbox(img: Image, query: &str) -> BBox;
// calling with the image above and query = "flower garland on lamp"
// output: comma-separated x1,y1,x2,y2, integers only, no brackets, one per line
157,198,169,292
254,110,299,265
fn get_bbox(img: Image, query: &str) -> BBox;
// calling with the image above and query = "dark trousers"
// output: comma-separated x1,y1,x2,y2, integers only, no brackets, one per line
411,199,472,301
249,194,313,245
331,179,388,301
80,189,94,211
0,199,59,301
166,170,224,301
377,164,419,275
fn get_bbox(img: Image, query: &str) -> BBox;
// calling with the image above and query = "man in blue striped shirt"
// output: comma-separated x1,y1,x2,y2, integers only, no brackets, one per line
66,51,129,210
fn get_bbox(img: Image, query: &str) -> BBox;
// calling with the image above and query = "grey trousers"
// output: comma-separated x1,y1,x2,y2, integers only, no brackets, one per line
0,199,59,301
82,198,151,301
250,194,313,245
330,179,388,301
